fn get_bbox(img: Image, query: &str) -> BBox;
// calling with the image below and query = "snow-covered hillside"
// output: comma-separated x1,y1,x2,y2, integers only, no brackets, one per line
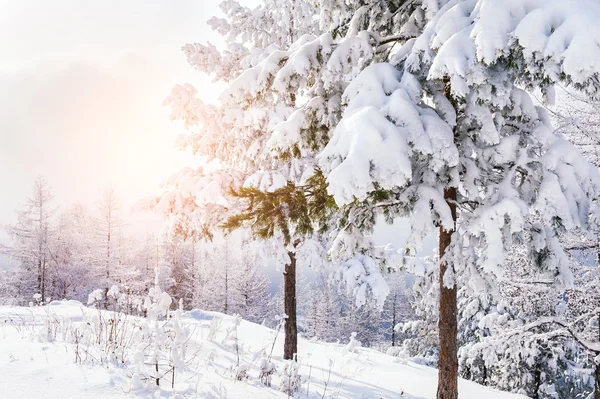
0,301,525,399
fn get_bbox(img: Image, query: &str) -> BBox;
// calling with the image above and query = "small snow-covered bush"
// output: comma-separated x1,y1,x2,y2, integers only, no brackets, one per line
344,332,361,354
278,359,301,395
259,355,276,387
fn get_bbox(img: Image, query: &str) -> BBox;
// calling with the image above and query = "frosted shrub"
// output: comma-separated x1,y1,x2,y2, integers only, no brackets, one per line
87,289,104,307
278,359,301,395
207,316,222,341
32,293,42,306
259,354,276,387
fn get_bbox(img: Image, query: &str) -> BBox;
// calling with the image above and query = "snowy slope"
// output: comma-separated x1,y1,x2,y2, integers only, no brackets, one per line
0,301,526,399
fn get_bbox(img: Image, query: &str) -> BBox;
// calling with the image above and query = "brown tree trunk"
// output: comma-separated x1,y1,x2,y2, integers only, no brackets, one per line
437,186,458,399
437,77,459,399
283,250,298,360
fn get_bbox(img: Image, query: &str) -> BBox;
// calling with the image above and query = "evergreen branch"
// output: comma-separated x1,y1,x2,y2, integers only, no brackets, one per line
220,170,336,245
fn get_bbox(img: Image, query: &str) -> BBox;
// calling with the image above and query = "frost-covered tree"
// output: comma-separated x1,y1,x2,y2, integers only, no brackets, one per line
47,203,96,301
300,271,341,342
5,176,55,303
381,273,413,348
161,234,193,307
0,268,26,306
314,2,600,398
189,235,240,314
94,188,126,282
549,87,600,169
232,244,272,324
301,267,401,348
130,233,160,296
402,257,440,364
160,231,274,322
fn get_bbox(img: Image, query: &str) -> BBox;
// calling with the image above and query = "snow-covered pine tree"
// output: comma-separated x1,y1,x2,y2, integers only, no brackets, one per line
156,0,420,360
316,2,600,398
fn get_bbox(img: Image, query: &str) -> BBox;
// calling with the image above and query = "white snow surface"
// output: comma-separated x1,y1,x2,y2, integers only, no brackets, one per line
0,301,527,399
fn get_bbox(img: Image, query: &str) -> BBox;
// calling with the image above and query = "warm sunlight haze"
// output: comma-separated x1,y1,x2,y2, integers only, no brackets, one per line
0,0,221,261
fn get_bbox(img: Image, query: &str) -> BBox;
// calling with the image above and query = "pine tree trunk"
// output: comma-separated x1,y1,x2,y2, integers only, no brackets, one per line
437,78,459,399
437,187,458,399
283,250,297,360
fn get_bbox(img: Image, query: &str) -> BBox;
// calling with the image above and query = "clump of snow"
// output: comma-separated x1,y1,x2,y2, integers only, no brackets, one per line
87,289,104,306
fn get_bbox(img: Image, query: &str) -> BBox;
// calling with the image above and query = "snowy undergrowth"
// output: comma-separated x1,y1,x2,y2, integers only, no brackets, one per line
0,300,527,399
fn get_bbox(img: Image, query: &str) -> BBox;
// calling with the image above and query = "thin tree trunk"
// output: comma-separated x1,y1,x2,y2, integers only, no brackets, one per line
595,310,600,399
39,190,45,303
594,227,600,399
437,186,458,399
391,293,397,347
437,78,459,399
37,257,43,302
224,240,229,314
533,359,542,399
41,258,46,303
106,223,111,279
594,361,599,399
283,250,297,360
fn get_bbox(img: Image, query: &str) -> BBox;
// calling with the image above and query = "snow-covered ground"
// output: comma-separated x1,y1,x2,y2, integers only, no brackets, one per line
0,301,525,399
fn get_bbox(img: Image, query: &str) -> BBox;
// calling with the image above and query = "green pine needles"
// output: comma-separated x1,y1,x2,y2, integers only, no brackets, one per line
221,169,336,245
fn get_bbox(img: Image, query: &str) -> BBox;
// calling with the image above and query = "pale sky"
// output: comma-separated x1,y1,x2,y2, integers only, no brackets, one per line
0,0,224,262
